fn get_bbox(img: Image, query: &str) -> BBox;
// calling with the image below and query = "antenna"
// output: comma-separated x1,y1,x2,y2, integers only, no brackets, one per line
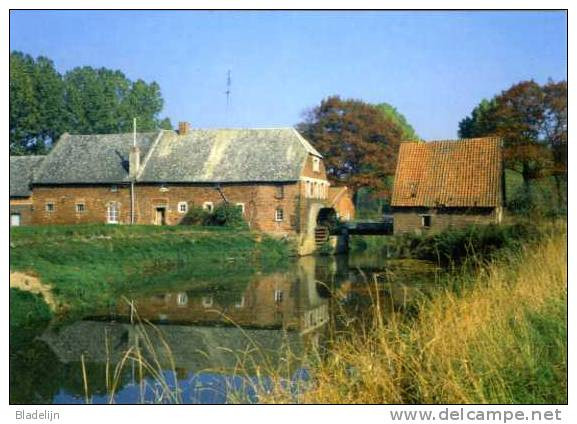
133,117,137,147
225,70,231,110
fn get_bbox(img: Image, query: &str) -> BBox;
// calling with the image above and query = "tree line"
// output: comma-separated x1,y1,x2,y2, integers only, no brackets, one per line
10,50,566,214
10,51,172,155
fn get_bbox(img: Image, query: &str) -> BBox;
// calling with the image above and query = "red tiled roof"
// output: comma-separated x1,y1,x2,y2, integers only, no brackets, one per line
391,137,502,208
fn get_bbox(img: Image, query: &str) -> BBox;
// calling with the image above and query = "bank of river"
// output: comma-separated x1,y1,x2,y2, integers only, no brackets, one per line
10,222,565,404
10,234,439,404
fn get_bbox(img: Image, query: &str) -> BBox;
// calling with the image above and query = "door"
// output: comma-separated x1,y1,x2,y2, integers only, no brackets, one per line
10,213,21,226
155,207,167,225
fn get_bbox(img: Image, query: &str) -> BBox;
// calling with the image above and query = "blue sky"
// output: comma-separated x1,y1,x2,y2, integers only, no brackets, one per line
10,10,567,139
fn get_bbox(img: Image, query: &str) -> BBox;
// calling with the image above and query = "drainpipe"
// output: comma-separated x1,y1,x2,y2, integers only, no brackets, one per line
131,181,135,224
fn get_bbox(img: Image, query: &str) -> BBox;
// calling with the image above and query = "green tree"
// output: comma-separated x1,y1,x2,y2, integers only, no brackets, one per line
10,52,65,154
10,51,173,155
457,98,498,139
377,102,419,140
297,95,403,200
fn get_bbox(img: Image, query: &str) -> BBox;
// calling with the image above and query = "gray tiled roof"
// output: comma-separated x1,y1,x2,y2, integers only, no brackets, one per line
33,132,161,184
10,155,45,197
31,128,321,185
138,128,320,183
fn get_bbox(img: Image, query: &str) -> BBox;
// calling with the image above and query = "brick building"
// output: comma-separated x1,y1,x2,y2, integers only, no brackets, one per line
10,155,45,226
26,124,333,238
391,137,504,235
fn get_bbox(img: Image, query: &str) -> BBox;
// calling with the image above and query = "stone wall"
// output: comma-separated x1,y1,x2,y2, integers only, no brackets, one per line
392,207,501,235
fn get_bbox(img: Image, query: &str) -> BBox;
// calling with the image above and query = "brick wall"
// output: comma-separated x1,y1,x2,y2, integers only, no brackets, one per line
393,207,499,235
10,198,34,226
29,182,306,235
133,182,301,234
31,185,131,225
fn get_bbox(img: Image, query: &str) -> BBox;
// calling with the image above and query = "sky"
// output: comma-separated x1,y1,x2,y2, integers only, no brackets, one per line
9,10,567,140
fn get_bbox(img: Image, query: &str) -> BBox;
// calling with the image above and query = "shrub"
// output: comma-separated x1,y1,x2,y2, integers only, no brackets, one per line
181,205,211,225
206,202,247,228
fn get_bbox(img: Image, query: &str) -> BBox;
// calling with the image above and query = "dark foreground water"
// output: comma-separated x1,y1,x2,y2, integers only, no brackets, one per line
10,252,438,404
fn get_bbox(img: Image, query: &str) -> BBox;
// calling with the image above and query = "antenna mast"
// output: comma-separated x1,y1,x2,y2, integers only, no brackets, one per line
225,70,231,111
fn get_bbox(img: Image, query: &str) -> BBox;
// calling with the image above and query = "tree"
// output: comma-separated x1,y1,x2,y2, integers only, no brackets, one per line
297,96,403,200
377,103,419,140
458,80,567,210
10,51,173,155
10,52,65,154
63,67,169,134
457,98,498,139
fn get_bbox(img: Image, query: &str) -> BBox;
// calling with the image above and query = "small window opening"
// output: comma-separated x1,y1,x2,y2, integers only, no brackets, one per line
76,203,86,213
203,202,214,213
45,202,55,213
178,201,188,214
275,208,284,222
275,185,284,199
421,215,432,228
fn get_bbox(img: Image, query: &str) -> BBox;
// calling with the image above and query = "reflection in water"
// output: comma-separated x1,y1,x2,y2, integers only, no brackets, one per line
11,253,437,404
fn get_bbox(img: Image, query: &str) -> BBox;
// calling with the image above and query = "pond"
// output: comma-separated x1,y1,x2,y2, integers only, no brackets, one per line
10,251,439,404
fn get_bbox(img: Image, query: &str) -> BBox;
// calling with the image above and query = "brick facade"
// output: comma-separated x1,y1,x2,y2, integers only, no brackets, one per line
392,207,502,235
10,198,34,226
31,185,132,225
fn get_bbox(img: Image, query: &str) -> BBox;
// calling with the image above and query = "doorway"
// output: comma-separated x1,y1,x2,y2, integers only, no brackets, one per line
155,207,167,225
10,213,21,226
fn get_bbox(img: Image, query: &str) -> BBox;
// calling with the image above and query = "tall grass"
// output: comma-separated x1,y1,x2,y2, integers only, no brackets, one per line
260,224,567,404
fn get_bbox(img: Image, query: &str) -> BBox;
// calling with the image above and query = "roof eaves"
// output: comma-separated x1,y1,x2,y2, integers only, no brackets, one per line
292,128,323,158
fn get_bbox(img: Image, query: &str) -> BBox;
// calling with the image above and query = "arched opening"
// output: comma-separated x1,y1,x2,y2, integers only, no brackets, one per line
314,207,338,246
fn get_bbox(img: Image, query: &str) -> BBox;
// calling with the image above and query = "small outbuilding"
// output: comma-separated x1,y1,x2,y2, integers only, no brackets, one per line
391,137,504,235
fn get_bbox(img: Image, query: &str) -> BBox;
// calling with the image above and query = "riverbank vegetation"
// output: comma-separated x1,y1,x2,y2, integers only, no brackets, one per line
262,221,567,404
10,224,290,318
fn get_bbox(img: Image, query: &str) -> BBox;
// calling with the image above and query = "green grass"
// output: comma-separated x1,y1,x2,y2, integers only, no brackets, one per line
10,288,53,329
10,224,291,316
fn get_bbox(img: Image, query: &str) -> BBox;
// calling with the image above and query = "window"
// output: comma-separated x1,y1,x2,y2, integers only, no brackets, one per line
275,207,284,222
421,215,432,228
274,290,284,303
110,185,118,193
107,202,119,224
312,157,320,173
76,203,86,213
203,202,214,213
235,296,245,308
176,292,188,306
202,296,213,308
45,202,55,213
178,201,188,214
235,203,245,215
275,185,284,199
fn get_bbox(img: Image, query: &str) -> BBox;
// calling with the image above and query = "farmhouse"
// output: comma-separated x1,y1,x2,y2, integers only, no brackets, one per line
20,123,351,244
391,137,504,234
10,155,45,226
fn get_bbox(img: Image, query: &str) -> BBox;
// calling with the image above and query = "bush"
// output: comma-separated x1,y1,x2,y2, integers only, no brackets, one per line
408,223,541,266
206,202,247,228
182,205,211,225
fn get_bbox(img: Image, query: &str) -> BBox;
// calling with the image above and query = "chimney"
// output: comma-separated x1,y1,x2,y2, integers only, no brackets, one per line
178,121,191,135
129,146,140,179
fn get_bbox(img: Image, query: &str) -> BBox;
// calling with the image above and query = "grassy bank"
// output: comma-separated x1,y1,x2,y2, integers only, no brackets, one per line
10,224,291,317
263,223,567,404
